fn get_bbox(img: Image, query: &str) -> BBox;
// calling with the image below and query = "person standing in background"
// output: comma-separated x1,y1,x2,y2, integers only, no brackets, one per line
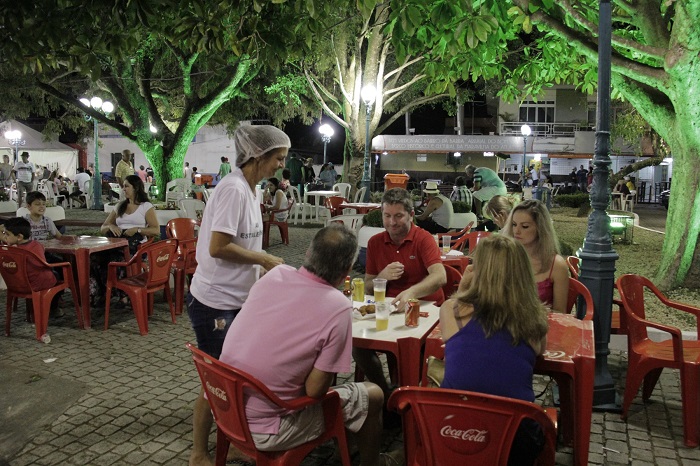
0,154,13,189
13,151,35,207
115,150,134,187
576,165,588,192
286,152,304,191
136,165,148,182
183,162,192,180
217,156,231,180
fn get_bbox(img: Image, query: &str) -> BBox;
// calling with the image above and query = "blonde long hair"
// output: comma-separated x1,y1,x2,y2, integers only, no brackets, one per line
453,235,548,345
501,199,560,274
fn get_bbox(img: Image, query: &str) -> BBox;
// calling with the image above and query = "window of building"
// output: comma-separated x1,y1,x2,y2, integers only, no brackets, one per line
518,100,555,123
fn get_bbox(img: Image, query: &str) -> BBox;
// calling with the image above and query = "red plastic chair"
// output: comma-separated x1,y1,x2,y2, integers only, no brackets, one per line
567,255,626,333
617,274,700,447
566,255,580,279
324,195,346,217
0,245,79,342
166,218,199,314
436,223,473,252
186,343,352,466
262,199,294,249
566,277,594,321
441,265,462,302
105,239,178,335
388,387,557,466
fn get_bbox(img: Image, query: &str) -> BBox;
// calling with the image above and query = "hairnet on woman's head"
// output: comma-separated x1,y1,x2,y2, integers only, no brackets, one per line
234,125,291,168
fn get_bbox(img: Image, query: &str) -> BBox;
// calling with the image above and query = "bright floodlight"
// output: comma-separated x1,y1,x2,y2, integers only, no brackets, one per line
361,84,377,106
90,96,103,110
80,98,91,107
521,124,532,137
101,101,114,114
453,152,461,158
319,123,334,137
4,130,21,139
149,123,157,133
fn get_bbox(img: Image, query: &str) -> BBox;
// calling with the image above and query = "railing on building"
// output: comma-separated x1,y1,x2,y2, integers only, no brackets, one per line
499,122,583,138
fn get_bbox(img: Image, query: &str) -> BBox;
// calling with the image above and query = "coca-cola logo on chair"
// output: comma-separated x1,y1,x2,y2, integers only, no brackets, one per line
438,414,490,454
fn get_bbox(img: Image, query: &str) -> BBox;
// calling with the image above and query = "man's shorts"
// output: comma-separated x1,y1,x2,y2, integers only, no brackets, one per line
252,382,369,452
187,293,240,359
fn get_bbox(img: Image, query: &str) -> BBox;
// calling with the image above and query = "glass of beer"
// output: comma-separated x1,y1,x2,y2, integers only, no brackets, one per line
375,302,390,331
352,278,364,302
372,278,387,303
442,235,451,254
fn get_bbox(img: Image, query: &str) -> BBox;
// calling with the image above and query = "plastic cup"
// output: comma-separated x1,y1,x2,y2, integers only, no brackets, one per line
442,235,451,254
373,278,387,302
375,302,390,331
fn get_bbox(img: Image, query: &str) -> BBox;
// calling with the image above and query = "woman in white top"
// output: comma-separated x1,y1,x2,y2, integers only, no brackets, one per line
262,177,289,222
100,174,159,250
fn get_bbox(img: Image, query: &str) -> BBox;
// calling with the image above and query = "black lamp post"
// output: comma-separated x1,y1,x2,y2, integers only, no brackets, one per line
577,0,620,410
360,84,376,201
80,96,115,210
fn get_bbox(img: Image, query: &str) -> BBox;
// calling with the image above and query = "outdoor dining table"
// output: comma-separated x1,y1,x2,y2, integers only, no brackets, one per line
352,296,440,387
41,236,130,329
535,312,594,466
303,190,340,222
339,202,381,215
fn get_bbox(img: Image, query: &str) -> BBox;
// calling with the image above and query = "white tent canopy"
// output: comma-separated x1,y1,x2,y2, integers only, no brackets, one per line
0,120,78,178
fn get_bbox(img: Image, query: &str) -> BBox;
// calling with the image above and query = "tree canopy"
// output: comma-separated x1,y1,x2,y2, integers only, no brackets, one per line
0,0,330,193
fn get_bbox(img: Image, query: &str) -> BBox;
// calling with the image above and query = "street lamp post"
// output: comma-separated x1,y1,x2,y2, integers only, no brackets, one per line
80,96,115,210
520,124,531,188
360,84,377,201
578,0,620,410
319,123,334,165
4,130,25,163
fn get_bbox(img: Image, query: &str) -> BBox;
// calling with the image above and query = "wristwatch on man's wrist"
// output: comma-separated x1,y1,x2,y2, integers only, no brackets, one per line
137,228,142,234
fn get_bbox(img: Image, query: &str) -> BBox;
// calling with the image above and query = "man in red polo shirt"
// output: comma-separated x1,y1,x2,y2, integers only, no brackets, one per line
356,188,446,398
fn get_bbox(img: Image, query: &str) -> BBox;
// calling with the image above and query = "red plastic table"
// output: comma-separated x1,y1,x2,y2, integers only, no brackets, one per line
41,236,129,329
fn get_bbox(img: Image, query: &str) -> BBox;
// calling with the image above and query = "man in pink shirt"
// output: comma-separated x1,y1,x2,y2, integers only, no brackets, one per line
220,225,389,464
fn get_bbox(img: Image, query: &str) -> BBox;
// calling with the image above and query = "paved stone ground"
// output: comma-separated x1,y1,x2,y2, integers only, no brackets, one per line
2,205,700,465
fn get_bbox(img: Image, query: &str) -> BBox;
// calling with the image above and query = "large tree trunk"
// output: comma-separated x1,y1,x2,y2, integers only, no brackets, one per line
655,136,700,289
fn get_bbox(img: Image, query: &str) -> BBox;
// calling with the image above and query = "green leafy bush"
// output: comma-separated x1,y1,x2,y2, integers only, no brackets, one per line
554,193,590,208
363,208,383,227
452,201,471,213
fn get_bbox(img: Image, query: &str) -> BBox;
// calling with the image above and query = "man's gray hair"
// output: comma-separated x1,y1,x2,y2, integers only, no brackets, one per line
304,224,358,285
382,188,413,214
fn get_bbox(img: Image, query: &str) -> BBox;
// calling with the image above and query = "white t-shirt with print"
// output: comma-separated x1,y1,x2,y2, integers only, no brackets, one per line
190,168,263,310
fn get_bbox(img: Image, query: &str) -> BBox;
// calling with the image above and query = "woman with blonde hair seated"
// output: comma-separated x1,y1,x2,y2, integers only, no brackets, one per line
439,234,549,465
484,194,516,230
502,199,569,312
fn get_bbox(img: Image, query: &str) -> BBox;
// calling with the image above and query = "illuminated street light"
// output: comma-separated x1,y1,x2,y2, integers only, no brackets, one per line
80,96,115,210
319,123,334,165
520,124,531,187
4,129,25,163
360,84,377,201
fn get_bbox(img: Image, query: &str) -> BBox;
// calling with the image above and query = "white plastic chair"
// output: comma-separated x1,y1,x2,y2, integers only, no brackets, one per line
332,183,352,201
353,186,367,203
289,186,313,225
179,199,206,222
43,180,67,208
165,178,191,204
327,214,364,235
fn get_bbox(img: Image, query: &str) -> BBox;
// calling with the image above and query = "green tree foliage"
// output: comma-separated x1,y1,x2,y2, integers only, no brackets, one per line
0,0,326,195
391,0,697,288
